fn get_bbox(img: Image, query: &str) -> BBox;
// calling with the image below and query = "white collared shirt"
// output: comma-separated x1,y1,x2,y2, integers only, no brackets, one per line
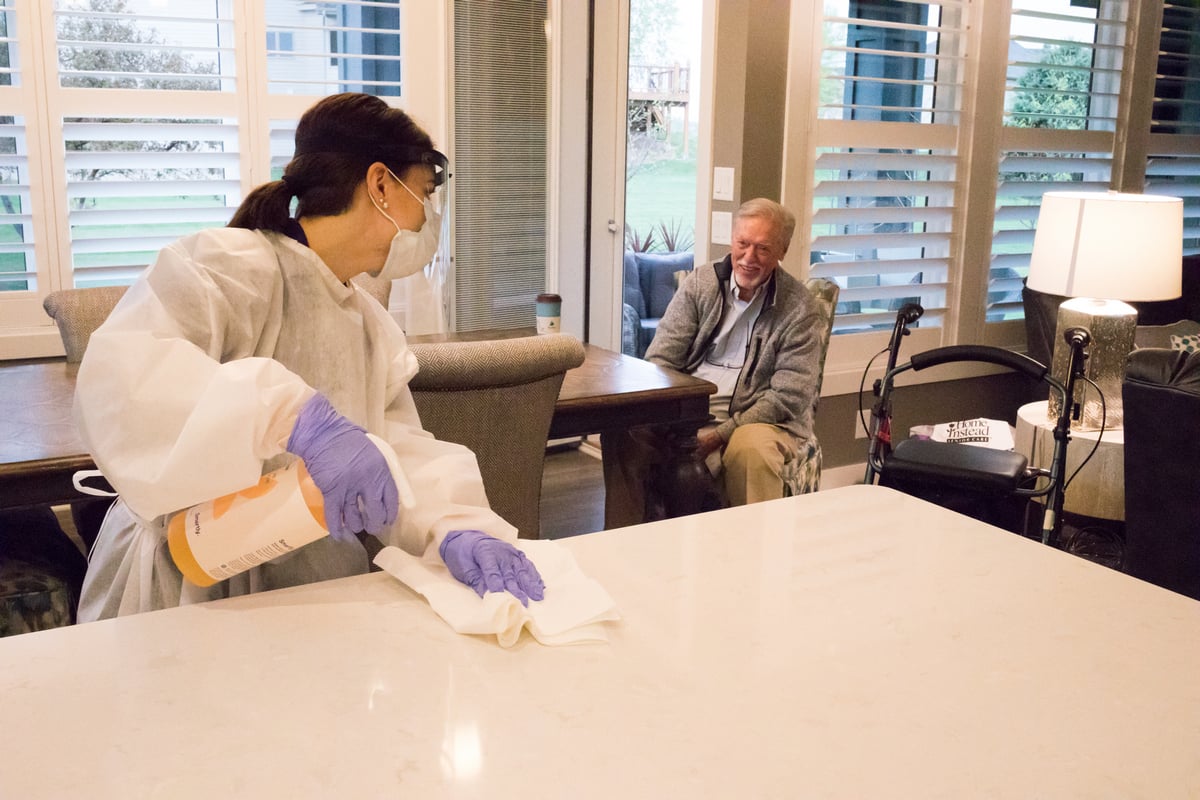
691,276,766,421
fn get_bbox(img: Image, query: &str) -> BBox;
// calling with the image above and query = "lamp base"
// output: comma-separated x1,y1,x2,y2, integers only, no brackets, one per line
1047,297,1136,430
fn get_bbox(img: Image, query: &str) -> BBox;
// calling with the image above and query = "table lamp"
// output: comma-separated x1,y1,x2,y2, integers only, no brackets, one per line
1026,191,1183,430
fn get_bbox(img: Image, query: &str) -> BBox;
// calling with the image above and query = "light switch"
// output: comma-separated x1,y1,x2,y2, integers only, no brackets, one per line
711,211,732,245
712,167,734,201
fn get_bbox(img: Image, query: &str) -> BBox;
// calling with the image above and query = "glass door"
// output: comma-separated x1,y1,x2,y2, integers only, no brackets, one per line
590,0,704,358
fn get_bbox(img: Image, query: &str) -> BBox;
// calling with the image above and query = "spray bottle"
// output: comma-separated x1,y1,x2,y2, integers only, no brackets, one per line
168,433,410,587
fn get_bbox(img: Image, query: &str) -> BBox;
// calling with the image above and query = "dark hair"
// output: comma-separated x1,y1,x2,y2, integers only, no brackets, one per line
228,93,436,232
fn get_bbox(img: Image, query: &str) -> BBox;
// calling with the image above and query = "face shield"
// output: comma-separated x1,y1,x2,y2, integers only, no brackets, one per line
394,150,453,335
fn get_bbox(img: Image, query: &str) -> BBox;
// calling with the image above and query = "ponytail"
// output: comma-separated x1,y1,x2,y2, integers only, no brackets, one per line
228,180,294,232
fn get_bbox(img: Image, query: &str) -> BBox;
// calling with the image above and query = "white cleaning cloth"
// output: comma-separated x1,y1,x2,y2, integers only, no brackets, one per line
373,539,620,648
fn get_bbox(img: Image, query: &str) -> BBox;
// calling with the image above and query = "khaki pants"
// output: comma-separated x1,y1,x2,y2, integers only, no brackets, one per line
600,422,797,529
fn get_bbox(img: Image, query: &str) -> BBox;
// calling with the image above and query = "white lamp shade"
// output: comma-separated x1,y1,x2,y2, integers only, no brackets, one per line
1026,191,1183,301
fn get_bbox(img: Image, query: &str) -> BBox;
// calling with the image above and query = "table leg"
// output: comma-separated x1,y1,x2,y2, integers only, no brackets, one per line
650,423,724,520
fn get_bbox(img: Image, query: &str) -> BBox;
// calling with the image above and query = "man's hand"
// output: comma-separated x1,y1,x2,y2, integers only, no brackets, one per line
695,428,724,460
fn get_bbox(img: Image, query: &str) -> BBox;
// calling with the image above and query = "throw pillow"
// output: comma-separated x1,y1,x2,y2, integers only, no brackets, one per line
1135,319,1200,350
1171,333,1200,353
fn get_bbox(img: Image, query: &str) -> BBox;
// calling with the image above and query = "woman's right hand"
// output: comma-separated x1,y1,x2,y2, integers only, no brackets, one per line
286,394,399,541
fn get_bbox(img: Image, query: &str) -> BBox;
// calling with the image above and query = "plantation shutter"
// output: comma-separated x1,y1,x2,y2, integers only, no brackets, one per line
452,0,548,331
52,2,241,288
810,0,968,335
1143,1,1200,256
49,1,410,291
987,0,1128,323
0,1,438,347
0,0,42,312
265,1,402,96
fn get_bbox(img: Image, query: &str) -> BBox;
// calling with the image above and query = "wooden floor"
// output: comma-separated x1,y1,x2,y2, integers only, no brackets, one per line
539,440,606,540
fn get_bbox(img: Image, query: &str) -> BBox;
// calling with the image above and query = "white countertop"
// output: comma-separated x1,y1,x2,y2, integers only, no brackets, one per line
2,485,1199,798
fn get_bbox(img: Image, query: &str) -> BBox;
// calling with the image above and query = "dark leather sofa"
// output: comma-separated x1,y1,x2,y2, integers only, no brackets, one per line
1121,347,1200,600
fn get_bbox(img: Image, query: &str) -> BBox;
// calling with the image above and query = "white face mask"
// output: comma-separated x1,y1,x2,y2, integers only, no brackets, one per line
370,170,442,281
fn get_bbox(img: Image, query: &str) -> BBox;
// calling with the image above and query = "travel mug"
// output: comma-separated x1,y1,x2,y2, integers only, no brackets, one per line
536,293,562,334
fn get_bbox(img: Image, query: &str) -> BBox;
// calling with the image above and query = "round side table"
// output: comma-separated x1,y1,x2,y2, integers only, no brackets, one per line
1013,400,1125,521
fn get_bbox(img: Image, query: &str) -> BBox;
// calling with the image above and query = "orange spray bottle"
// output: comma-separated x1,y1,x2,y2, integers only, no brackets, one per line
168,433,407,587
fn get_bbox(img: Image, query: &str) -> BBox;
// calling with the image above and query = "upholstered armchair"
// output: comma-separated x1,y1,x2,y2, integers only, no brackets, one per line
41,287,130,552
42,286,129,363
43,278,388,366
407,335,586,538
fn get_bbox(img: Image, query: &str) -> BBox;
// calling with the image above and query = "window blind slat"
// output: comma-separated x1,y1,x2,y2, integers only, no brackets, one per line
812,206,954,226
66,179,241,198
813,231,951,252
815,151,957,171
814,257,948,280
814,179,956,199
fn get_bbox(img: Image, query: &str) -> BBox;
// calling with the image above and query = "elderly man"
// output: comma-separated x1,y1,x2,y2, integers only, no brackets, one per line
602,197,825,528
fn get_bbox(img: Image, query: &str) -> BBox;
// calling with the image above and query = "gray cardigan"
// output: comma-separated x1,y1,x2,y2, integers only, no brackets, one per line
645,256,823,443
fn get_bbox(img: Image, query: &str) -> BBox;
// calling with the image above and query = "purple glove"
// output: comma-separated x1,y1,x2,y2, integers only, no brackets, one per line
439,530,546,607
286,393,399,542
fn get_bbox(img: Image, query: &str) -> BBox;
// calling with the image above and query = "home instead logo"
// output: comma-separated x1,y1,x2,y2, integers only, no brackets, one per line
942,419,992,444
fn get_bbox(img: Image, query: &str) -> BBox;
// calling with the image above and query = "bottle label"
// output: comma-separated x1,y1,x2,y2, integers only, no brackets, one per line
184,461,328,582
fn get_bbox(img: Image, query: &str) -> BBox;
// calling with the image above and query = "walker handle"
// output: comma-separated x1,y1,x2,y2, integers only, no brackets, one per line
909,345,1049,381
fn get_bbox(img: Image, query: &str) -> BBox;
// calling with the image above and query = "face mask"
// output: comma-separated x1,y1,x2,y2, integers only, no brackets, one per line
370,170,443,281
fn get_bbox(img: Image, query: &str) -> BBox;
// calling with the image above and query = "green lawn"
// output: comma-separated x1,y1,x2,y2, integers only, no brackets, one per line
625,157,697,252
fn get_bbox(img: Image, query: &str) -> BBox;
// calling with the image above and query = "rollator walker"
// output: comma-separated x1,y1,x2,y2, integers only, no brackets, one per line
863,305,1091,548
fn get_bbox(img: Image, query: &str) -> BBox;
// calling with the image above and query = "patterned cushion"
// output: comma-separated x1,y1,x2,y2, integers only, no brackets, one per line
1171,333,1200,353
0,561,74,637
782,439,823,496
1135,319,1200,350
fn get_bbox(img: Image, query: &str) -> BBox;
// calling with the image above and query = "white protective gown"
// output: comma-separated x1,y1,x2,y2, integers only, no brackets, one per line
75,227,516,621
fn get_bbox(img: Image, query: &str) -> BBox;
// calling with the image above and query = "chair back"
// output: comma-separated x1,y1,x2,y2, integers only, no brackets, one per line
804,277,840,396
782,277,840,497
407,335,586,538
42,286,128,363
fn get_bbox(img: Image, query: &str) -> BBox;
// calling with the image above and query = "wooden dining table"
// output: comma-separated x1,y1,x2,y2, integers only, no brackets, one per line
0,359,95,511
0,335,715,518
